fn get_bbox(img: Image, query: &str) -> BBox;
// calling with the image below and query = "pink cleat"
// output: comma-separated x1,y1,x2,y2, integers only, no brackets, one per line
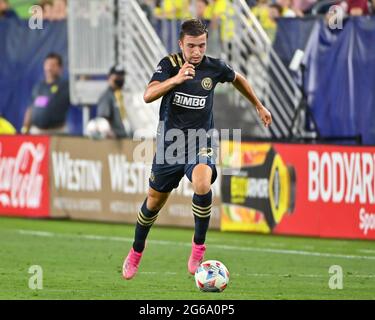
122,248,143,280
188,239,206,275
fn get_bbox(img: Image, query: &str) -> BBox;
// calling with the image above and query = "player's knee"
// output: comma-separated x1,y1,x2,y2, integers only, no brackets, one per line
193,179,211,195
146,191,167,212
146,196,161,211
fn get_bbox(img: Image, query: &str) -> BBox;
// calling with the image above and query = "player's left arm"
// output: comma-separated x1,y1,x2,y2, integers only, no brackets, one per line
232,72,272,127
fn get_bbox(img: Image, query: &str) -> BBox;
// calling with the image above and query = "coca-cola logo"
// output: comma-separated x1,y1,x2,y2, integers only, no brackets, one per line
0,142,46,209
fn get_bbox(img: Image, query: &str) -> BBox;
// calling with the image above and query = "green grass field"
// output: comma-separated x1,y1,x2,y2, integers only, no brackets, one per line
0,216,374,300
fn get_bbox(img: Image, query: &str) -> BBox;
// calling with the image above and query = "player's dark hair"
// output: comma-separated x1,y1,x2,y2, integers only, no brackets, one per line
45,52,63,67
179,19,208,40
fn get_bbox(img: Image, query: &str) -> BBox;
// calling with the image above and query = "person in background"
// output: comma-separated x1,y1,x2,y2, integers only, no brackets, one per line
276,0,299,16
208,0,235,54
268,3,283,41
51,0,67,20
154,0,191,51
344,0,370,15
292,0,317,14
38,0,67,20
0,0,17,19
96,65,130,138
38,0,53,20
22,53,70,135
194,0,211,27
251,0,278,41
154,0,191,20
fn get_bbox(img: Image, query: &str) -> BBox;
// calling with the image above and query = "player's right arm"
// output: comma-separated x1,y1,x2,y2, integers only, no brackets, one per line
144,60,195,103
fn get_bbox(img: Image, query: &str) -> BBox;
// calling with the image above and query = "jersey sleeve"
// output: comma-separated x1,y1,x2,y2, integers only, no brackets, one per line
218,60,236,83
149,57,174,83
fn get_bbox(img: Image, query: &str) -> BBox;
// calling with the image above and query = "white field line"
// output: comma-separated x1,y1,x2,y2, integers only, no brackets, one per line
358,249,375,254
15,229,375,261
138,272,375,278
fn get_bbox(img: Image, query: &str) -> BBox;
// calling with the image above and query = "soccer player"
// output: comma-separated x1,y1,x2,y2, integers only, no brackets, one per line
123,19,272,280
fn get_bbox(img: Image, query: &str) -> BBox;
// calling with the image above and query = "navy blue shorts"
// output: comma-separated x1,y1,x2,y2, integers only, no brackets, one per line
149,148,218,193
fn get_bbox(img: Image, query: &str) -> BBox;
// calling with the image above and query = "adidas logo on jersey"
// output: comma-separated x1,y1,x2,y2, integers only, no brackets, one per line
173,92,207,109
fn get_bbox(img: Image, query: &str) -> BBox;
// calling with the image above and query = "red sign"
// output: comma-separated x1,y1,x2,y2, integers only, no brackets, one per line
0,135,50,217
274,144,375,239
221,142,375,240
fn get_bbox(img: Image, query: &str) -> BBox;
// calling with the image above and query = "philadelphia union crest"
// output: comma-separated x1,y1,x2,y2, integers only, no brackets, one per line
201,77,213,90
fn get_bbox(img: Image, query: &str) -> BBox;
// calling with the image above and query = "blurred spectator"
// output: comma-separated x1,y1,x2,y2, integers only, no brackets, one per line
39,0,54,20
22,53,70,135
292,0,317,15
138,0,155,22
52,0,67,20
96,66,130,138
343,0,370,15
270,3,284,18
194,0,211,27
251,1,282,41
276,0,299,16
154,0,191,51
209,0,235,48
0,0,17,19
251,0,271,24
154,0,191,19
38,0,67,21
268,4,283,39
251,1,274,26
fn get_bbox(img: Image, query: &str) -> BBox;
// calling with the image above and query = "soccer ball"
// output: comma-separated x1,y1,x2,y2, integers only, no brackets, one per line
194,260,230,292
86,117,112,139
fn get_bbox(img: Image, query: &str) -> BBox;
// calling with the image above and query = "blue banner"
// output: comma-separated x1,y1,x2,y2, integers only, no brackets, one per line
304,17,375,145
0,18,85,135
273,17,316,68
274,17,375,145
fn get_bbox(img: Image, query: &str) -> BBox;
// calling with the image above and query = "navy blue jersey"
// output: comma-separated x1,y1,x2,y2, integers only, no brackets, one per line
150,53,235,168
148,53,234,191
150,53,235,136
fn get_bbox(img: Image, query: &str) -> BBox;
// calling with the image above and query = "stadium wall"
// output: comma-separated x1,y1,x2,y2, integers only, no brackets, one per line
1,136,375,240
48,136,221,229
